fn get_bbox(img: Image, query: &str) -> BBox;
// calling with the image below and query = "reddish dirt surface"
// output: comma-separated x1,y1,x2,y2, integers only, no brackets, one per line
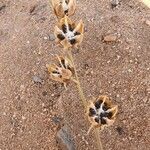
0,0,150,150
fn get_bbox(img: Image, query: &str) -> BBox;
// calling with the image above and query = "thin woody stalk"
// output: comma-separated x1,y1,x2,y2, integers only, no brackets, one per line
68,50,87,109
67,50,103,150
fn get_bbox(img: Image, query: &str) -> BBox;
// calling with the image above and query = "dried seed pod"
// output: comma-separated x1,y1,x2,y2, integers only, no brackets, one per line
46,55,76,88
54,16,84,50
51,0,76,18
87,95,118,134
56,55,75,74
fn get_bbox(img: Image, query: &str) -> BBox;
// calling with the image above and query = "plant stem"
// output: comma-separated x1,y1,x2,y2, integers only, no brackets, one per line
68,50,103,150
68,50,87,109
95,128,103,150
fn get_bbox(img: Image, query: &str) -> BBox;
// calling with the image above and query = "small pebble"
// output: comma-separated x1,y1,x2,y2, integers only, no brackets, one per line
103,34,117,42
111,0,119,9
116,94,120,98
52,116,62,124
44,36,48,40
32,75,43,84
51,93,55,97
22,116,26,120
128,69,132,73
143,97,148,103
145,20,150,26
49,34,56,41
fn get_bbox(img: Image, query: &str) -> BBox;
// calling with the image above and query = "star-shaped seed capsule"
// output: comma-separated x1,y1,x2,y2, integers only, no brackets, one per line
87,95,118,134
46,55,76,89
51,0,76,18
54,16,84,50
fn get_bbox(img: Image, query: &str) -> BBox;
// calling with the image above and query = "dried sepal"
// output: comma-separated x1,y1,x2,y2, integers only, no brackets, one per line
46,55,76,88
51,0,76,18
54,16,84,50
56,55,75,74
87,95,118,134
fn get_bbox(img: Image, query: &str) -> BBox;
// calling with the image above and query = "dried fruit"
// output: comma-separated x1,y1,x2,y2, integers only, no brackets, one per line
87,95,118,134
51,0,76,18
54,16,84,50
46,55,76,88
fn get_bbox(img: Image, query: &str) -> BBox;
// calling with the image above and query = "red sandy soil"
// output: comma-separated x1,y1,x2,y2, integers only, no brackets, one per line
0,0,150,150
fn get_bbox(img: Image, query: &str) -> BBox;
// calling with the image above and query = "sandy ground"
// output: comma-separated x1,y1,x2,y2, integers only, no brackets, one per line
0,0,150,150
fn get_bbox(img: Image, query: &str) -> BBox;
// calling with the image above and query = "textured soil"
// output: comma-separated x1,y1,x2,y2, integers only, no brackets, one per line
0,0,150,150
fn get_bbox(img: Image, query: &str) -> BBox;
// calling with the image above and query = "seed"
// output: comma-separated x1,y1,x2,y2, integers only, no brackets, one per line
65,0,69,4
60,59,66,68
95,100,103,109
62,24,67,33
101,118,107,125
103,102,109,111
57,34,65,40
52,71,60,74
89,108,96,116
68,24,74,31
64,9,68,14
74,32,80,36
95,117,99,123
106,112,113,119
69,39,76,45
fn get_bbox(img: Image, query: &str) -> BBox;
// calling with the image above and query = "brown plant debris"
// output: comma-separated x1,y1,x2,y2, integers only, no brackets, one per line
51,0,76,18
54,16,84,50
46,55,76,88
87,95,118,134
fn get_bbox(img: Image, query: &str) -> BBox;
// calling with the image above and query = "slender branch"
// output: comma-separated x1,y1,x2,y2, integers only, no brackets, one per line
67,50,103,150
67,50,87,109
95,128,103,150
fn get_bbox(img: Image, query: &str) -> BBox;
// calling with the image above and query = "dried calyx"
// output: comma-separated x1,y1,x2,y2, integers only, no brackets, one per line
46,55,76,89
87,95,118,134
54,16,84,50
51,0,76,18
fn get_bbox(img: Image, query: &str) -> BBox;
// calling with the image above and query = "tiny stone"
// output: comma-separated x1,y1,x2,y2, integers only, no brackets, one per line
52,116,62,125
116,94,120,98
32,76,43,84
145,20,150,26
103,34,117,42
51,93,55,97
42,103,45,107
117,55,121,60
44,36,48,40
129,60,133,63
3,112,6,116
111,0,119,9
143,97,148,103
49,34,55,41
107,60,110,64
22,116,26,120
43,108,47,112
128,69,132,73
